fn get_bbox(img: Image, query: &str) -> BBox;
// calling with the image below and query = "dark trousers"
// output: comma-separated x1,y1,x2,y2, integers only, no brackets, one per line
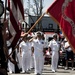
0,48,7,69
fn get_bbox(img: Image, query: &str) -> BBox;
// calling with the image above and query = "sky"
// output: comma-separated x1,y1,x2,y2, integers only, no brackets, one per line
24,0,54,12
2,0,54,14
42,0,55,12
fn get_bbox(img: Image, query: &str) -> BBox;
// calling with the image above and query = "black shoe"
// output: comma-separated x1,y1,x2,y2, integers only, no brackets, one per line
31,67,34,70
37,73,41,75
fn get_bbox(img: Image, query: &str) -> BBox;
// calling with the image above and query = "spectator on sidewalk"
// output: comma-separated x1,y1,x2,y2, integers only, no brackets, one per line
64,38,74,70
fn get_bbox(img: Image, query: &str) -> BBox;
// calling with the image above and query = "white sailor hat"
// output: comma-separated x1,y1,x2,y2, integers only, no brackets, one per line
53,33,58,38
35,31,41,36
64,38,67,42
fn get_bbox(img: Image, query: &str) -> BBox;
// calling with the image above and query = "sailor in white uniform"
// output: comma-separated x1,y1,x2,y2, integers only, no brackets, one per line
26,36,33,71
6,31,15,74
31,31,45,75
19,36,30,73
48,34,60,72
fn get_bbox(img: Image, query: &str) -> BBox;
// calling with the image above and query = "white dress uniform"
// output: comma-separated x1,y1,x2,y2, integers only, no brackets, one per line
19,41,30,72
27,41,34,69
30,53,34,69
27,41,32,70
15,48,22,70
48,39,59,72
30,41,34,69
7,41,15,73
32,39,45,75
15,38,22,70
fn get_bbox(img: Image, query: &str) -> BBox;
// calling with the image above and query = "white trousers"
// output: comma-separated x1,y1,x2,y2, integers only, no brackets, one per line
8,60,15,73
8,48,15,73
51,51,59,71
17,52,22,69
22,52,29,72
30,55,34,68
27,51,31,70
34,55,44,74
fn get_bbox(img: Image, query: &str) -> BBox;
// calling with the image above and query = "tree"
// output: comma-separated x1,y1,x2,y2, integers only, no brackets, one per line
25,0,44,31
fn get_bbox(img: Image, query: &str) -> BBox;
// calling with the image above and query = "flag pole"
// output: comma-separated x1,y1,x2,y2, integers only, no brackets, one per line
8,12,46,57
27,12,46,33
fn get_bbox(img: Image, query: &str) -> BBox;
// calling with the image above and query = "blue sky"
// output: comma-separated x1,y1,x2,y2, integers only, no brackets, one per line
2,0,54,12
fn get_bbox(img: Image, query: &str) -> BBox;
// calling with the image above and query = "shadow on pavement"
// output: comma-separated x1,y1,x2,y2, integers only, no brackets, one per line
56,71,70,73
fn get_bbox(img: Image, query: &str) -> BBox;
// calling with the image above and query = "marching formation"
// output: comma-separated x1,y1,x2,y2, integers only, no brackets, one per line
6,30,75,75
6,31,46,75
0,0,75,75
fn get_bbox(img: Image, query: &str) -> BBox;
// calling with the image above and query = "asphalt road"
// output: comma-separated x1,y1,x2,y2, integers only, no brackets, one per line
8,65,75,75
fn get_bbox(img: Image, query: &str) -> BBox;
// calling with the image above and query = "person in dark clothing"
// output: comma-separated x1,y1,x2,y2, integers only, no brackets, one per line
0,28,6,69
0,27,8,75
64,38,74,70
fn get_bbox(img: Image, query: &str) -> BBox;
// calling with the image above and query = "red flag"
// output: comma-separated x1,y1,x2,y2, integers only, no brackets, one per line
47,0,75,53
8,0,24,48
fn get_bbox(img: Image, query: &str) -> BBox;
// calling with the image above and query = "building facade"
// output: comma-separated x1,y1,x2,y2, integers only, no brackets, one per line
24,15,59,32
